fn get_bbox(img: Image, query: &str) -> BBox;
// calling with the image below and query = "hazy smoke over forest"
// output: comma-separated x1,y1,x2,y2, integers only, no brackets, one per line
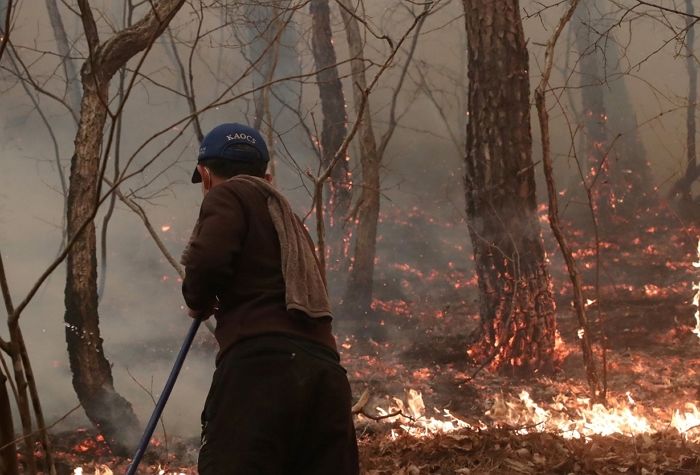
0,0,696,437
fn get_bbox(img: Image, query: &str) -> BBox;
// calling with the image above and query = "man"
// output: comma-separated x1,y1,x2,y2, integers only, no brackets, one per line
181,123,359,474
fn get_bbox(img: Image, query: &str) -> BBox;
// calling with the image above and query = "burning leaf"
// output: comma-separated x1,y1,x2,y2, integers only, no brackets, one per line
94,465,113,475
406,389,425,419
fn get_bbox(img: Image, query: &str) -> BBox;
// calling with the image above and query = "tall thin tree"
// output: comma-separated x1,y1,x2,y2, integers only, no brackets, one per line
573,0,616,224
310,0,351,254
670,0,699,203
337,0,382,333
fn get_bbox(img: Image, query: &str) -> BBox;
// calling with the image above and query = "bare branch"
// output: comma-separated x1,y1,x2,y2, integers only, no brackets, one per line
0,0,13,63
0,253,15,322
632,0,700,20
76,0,100,58
378,4,428,157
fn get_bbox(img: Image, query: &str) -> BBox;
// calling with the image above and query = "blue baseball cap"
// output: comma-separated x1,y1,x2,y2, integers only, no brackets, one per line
192,123,270,183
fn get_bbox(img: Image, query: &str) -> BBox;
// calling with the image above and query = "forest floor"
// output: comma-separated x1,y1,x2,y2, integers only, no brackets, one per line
20,204,700,474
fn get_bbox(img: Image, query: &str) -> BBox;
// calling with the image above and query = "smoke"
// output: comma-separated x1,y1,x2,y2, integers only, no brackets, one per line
0,0,697,439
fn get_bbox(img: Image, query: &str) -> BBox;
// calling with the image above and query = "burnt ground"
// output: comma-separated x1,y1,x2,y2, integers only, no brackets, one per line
19,207,700,474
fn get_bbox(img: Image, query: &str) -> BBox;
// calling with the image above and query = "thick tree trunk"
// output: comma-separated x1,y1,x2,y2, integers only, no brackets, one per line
0,366,18,475
463,0,557,375
65,0,185,455
338,0,381,329
310,0,352,246
65,72,141,457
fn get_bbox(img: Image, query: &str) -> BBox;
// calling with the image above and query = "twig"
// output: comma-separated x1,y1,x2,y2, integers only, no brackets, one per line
126,368,169,454
106,181,216,335
351,388,370,414
0,404,82,452
359,410,406,422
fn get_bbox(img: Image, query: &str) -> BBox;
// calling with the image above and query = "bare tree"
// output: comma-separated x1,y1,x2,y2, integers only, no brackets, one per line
572,1,654,220
310,0,352,254
462,0,557,375
535,0,604,400
338,1,428,335
64,0,186,454
337,0,381,327
573,0,619,224
670,0,699,205
602,32,653,206
44,0,82,120
236,0,303,179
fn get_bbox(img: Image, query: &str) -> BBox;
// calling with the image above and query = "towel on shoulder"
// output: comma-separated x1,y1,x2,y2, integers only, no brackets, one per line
228,175,332,319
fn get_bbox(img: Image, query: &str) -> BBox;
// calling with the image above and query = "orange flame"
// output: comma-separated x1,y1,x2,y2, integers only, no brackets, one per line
371,389,700,442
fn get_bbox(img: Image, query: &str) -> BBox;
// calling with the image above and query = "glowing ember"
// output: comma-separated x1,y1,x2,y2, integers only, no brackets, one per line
643,283,661,297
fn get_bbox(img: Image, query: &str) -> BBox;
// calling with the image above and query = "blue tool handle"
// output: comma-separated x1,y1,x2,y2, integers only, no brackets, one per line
126,318,202,475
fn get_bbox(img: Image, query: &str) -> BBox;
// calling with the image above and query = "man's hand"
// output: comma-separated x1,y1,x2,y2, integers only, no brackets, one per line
187,305,216,320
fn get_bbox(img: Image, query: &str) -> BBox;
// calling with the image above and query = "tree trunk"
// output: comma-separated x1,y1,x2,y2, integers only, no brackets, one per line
574,1,616,224
583,0,653,214
245,2,281,131
310,0,352,250
45,0,82,119
338,0,382,331
671,0,699,203
463,0,557,375
66,69,141,458
243,1,300,152
65,0,185,455
603,36,653,205
0,365,18,475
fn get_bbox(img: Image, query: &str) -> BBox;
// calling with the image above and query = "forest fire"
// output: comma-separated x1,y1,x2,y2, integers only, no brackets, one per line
488,391,700,442
373,390,477,439
369,388,700,443
4,0,700,473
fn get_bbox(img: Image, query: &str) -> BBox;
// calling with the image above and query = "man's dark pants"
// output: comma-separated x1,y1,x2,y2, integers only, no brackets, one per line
198,335,359,474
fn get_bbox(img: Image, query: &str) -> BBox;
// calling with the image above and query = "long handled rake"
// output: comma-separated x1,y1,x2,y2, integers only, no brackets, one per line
126,318,201,475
